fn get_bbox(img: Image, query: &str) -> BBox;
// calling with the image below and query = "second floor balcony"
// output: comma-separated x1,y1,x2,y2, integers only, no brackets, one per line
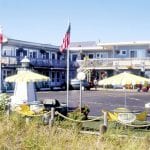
1,56,77,69
77,58,150,70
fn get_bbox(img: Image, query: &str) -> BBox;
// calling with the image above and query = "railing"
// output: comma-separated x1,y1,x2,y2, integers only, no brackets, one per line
1,56,18,67
77,58,150,69
1,56,68,68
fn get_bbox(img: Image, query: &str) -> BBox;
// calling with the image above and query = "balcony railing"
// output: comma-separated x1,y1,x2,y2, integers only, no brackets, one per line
1,56,17,67
1,56,69,68
77,58,150,70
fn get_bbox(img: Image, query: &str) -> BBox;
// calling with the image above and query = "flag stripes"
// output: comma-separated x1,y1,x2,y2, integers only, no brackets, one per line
60,23,71,52
0,33,3,44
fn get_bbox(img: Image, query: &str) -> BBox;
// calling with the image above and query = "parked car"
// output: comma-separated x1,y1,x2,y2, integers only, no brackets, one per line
70,79,91,90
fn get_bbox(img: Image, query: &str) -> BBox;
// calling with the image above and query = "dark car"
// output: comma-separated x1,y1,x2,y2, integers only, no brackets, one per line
70,79,91,90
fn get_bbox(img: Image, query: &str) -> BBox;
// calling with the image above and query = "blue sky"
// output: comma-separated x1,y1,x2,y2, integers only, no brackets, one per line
0,0,150,45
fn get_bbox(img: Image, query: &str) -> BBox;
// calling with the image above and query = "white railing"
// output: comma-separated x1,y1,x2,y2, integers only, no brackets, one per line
77,58,150,69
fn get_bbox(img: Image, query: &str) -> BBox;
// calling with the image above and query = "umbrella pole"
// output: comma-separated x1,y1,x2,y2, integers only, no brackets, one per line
124,87,127,108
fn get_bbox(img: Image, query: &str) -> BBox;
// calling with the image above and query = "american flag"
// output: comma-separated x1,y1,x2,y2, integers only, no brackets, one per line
0,33,3,44
60,23,71,52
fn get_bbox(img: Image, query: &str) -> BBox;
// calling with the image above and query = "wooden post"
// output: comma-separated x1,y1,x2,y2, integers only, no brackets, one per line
49,107,55,127
103,111,108,127
100,111,108,134
26,117,30,124
6,102,11,116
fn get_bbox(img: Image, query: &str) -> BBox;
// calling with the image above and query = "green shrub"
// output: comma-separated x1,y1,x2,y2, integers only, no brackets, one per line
68,105,90,121
0,93,10,113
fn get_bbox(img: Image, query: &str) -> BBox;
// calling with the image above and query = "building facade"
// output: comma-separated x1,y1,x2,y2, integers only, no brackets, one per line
0,38,77,92
70,41,150,82
1,38,150,92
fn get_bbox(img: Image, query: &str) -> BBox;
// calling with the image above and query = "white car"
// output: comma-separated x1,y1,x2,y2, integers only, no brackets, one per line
70,79,91,90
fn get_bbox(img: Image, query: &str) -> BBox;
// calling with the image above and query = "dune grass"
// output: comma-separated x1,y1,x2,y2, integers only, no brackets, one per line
0,113,150,150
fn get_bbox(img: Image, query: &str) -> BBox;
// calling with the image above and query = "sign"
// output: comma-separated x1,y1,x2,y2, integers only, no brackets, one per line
77,72,86,80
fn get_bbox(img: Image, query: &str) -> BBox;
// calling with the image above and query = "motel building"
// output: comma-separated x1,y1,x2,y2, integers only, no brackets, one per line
1,36,150,92
0,38,78,92
70,41,150,82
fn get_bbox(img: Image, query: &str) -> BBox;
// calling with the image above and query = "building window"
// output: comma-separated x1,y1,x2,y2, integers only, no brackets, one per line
116,50,120,54
88,54,94,59
52,53,56,60
130,51,136,58
62,72,65,79
116,50,126,55
121,50,127,55
29,51,37,59
72,54,78,61
52,72,55,82
147,49,150,55
96,54,100,58
57,72,60,82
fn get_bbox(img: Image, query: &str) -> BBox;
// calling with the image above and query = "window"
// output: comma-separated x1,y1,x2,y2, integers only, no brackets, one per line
42,52,49,59
116,50,120,54
130,51,136,58
88,54,94,59
46,52,49,59
147,49,150,54
52,72,55,82
96,54,100,58
61,72,65,79
52,53,56,60
72,54,78,61
121,50,126,55
57,72,60,82
116,50,126,55
29,51,37,59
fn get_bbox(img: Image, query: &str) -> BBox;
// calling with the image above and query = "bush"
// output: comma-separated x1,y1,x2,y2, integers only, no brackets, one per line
0,93,10,113
68,105,90,121
55,105,90,130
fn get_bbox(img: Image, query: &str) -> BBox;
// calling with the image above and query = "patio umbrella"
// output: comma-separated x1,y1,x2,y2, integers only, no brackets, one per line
98,72,150,108
5,70,50,106
98,72,150,86
5,70,49,83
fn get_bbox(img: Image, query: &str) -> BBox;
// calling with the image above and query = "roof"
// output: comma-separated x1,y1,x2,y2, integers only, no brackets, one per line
70,41,97,47
3,38,59,50
97,41,150,46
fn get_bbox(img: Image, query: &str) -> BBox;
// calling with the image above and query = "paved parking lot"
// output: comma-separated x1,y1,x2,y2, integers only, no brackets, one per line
37,89,150,116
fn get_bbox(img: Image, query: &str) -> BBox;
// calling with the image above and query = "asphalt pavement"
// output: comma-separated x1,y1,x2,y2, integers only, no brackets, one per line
36,88,150,116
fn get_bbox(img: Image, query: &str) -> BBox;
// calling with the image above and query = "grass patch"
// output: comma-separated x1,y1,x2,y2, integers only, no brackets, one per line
0,113,150,149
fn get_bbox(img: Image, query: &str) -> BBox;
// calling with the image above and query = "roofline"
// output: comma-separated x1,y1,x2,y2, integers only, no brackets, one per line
97,41,150,46
4,38,59,50
70,46,105,51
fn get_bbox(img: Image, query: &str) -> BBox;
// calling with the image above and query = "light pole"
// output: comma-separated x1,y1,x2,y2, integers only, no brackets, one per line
141,62,145,77
114,62,119,74
77,72,86,112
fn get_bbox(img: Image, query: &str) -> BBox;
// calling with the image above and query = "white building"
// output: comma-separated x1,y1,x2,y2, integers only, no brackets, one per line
0,38,77,92
70,41,150,82
1,37,150,92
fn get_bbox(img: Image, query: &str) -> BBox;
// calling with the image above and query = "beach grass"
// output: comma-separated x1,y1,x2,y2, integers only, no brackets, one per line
0,113,150,150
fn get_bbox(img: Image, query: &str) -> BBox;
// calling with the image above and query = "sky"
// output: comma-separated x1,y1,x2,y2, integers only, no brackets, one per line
0,0,150,46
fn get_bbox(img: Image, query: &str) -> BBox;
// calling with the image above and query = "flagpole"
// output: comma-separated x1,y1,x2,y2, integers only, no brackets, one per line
66,45,70,111
0,26,2,93
60,22,71,111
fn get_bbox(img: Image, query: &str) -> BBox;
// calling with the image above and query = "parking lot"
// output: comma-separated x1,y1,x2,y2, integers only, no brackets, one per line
37,89,150,116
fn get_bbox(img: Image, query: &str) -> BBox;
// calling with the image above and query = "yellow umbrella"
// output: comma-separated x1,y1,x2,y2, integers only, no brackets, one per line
98,72,150,108
5,70,49,83
98,72,150,86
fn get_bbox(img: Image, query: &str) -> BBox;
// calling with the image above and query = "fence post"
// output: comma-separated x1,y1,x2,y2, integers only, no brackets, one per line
26,117,30,124
100,111,108,134
49,107,55,127
6,102,11,116
104,111,108,127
